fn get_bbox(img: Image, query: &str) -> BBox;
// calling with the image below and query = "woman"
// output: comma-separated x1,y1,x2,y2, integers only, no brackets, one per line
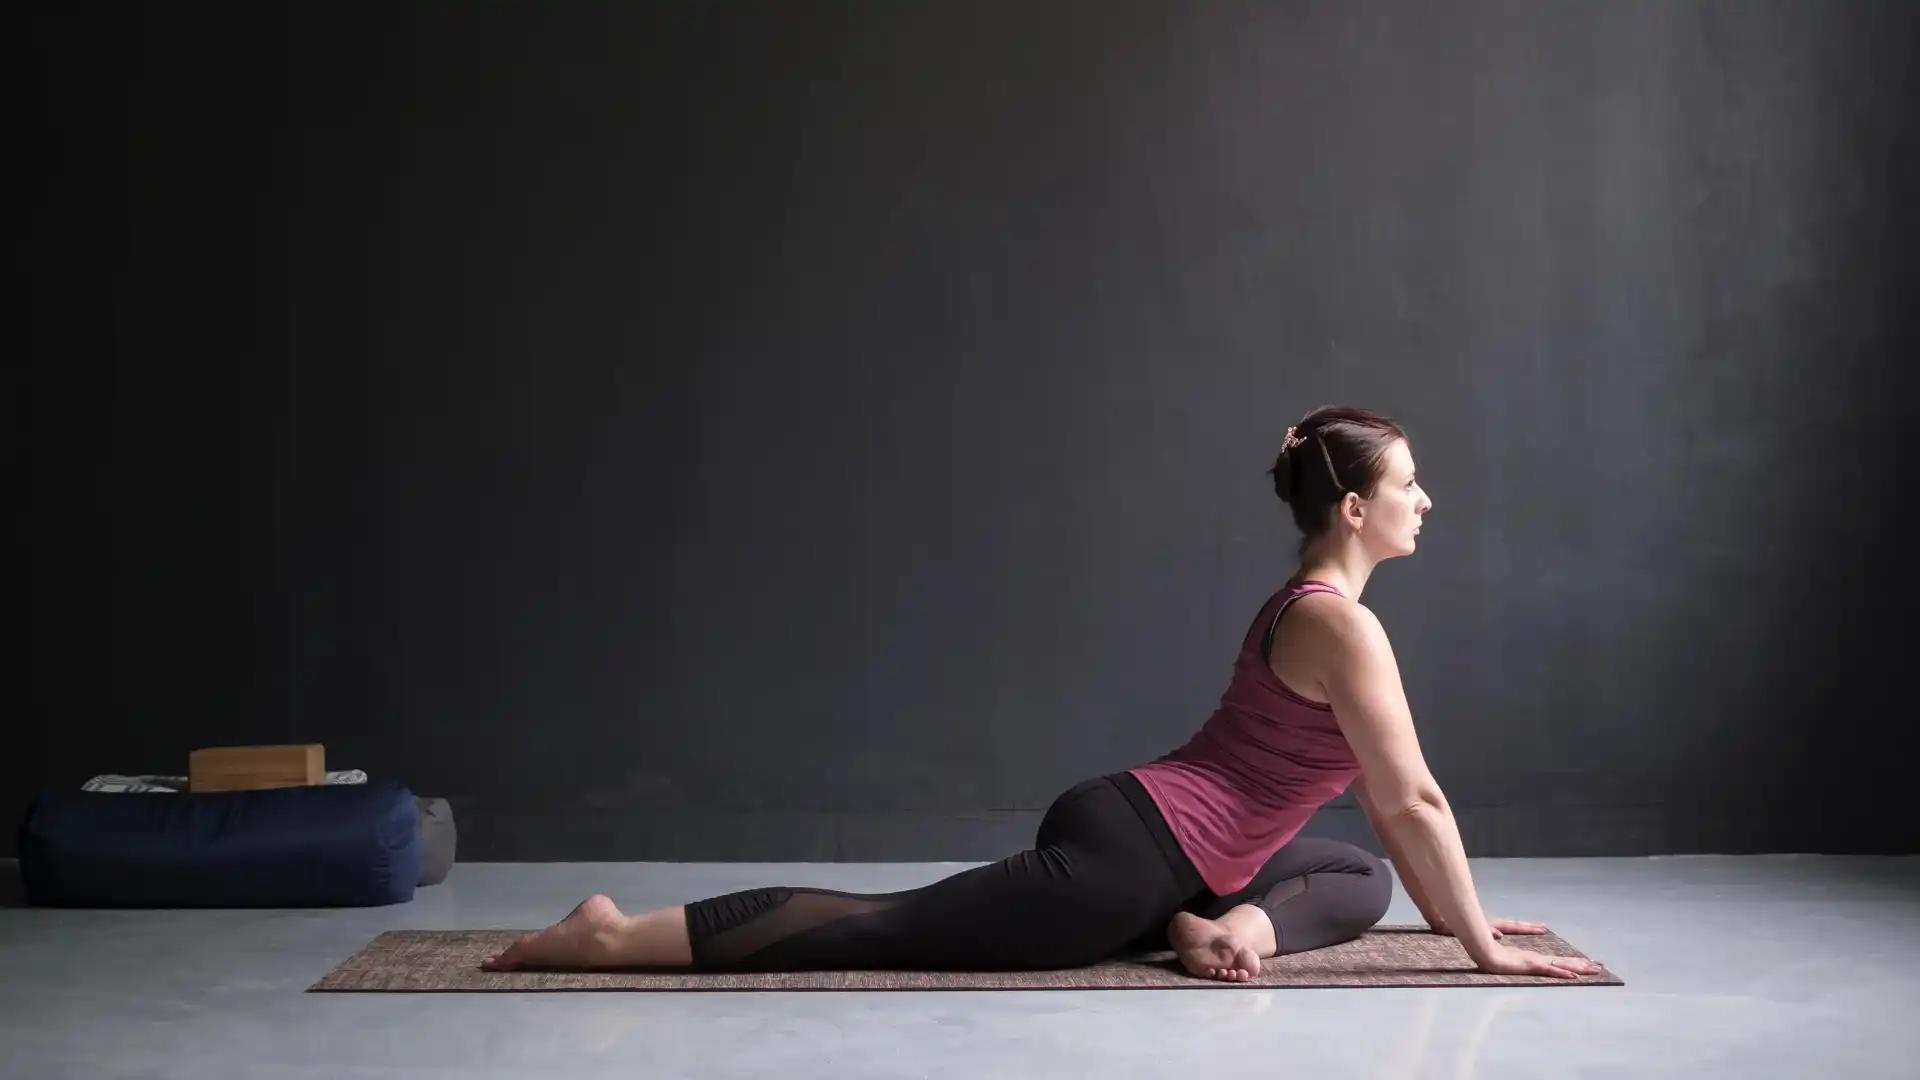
485,405,1604,981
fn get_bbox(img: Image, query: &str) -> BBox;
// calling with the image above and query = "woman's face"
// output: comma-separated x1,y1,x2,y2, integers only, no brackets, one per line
1356,439,1431,557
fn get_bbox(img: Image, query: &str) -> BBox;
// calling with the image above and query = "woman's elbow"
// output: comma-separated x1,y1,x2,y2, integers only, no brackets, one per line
1376,782,1448,819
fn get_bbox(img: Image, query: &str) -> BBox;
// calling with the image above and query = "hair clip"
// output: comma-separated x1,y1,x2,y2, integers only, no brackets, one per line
1281,426,1305,453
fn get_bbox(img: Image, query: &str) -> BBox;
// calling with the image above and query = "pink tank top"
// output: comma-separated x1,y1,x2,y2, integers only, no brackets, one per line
1128,580,1361,895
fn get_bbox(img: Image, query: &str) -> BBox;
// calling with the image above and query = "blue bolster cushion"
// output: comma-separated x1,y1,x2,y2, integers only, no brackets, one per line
18,780,421,908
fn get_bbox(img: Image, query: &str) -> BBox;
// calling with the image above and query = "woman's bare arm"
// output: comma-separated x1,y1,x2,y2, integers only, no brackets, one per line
1314,602,1500,963
1351,774,1451,931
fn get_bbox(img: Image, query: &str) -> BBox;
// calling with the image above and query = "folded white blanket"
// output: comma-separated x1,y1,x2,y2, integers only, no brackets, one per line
81,770,369,792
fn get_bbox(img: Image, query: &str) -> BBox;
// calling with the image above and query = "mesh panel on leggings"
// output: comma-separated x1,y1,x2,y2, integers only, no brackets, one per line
1262,868,1391,956
685,888,901,969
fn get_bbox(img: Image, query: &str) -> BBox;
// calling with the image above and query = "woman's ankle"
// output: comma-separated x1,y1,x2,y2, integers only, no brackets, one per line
626,906,694,967
1221,904,1279,957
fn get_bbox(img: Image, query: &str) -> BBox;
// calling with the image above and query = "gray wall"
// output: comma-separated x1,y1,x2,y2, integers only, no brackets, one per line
22,1,1919,860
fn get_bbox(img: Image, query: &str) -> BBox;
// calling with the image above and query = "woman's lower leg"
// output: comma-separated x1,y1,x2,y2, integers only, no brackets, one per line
483,895,692,971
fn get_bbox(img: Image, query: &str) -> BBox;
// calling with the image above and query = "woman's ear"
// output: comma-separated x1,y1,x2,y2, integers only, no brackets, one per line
1341,491,1365,531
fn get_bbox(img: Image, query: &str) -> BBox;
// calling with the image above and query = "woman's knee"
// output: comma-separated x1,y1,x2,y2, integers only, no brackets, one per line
1348,846,1393,928
1293,838,1393,929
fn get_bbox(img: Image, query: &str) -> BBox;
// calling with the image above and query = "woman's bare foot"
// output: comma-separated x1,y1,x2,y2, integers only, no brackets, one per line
483,894,633,972
1169,911,1262,982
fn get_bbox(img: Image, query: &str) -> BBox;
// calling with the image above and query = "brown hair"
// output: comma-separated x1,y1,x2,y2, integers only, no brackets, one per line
1269,405,1409,551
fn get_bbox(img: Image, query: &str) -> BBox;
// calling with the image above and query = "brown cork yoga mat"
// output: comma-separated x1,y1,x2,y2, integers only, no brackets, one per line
309,925,1621,991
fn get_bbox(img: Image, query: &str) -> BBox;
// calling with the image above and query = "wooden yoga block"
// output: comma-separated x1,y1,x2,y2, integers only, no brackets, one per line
188,744,326,793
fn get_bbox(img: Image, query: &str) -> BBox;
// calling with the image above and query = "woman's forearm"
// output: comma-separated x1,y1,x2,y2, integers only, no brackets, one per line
1371,812,1450,930
1376,800,1499,961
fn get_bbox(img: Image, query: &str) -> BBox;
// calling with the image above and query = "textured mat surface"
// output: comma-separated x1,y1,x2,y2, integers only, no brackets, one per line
310,925,1622,991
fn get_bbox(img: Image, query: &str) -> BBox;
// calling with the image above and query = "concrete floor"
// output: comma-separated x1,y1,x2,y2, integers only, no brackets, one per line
2,855,1917,1079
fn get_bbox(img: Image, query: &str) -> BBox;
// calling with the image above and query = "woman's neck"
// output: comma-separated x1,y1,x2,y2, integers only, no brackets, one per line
1294,538,1378,601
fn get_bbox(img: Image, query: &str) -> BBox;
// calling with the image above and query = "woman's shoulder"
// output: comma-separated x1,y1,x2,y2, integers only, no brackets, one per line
1283,588,1388,651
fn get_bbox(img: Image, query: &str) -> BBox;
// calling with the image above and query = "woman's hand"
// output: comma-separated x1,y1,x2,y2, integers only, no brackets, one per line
1471,941,1606,980
1431,915,1550,939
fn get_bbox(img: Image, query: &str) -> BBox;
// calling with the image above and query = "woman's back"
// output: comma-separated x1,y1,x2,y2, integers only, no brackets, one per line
1128,580,1364,895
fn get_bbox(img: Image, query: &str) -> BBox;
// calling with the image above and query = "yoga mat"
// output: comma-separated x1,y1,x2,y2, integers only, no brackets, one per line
309,925,1621,991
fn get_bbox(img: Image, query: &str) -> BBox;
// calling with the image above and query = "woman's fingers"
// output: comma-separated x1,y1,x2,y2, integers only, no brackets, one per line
1547,956,1603,978
1488,917,1550,936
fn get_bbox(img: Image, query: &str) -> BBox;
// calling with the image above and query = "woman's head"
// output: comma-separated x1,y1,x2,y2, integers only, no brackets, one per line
1269,405,1430,559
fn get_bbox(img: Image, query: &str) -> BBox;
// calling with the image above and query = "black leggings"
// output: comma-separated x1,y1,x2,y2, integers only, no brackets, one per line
683,773,1392,971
